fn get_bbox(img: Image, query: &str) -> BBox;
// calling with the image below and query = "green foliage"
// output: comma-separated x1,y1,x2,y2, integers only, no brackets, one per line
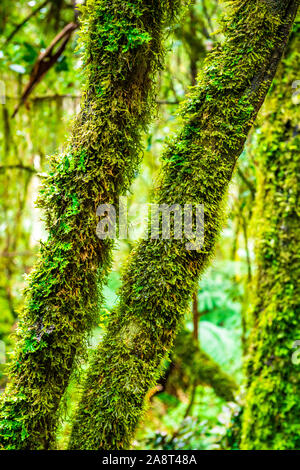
142,398,242,450
0,1,78,92
241,26,300,450
144,416,214,450
0,0,83,360
69,0,298,450
0,0,184,450
219,404,243,450
195,264,243,376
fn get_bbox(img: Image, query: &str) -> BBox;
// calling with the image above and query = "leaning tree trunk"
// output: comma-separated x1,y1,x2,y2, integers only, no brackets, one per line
0,0,184,450
241,29,300,450
69,0,299,450
165,329,238,403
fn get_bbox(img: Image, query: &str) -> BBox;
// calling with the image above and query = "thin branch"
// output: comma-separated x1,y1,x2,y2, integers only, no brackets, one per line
0,164,36,173
156,99,179,105
4,94,80,101
201,0,214,34
0,251,34,258
237,166,256,200
183,380,197,418
241,212,252,283
5,0,50,45
5,95,177,105
12,22,78,117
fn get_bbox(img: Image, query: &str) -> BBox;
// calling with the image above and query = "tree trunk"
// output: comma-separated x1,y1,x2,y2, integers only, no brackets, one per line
69,0,299,450
165,329,238,402
241,30,300,450
0,0,183,450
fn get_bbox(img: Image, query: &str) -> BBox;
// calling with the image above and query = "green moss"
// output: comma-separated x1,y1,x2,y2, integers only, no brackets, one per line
241,26,300,450
69,0,299,450
0,0,184,450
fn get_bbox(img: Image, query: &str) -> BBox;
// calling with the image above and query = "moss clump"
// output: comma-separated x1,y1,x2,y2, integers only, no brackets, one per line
241,26,300,450
0,0,184,450
69,0,299,450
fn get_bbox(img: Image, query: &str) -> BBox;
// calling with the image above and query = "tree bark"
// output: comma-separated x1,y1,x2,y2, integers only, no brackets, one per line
166,329,238,403
241,30,300,450
69,0,299,450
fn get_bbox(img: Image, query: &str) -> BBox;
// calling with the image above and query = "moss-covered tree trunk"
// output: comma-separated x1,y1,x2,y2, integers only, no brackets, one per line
241,28,300,450
0,0,183,450
165,329,238,402
69,0,299,450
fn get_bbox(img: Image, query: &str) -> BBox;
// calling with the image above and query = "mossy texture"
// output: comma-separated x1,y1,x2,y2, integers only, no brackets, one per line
166,329,237,402
241,27,300,450
0,0,183,450
69,0,299,450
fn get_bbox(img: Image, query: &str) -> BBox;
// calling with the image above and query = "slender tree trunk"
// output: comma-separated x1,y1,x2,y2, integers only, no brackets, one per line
69,0,299,450
192,292,199,343
0,0,184,450
241,30,300,450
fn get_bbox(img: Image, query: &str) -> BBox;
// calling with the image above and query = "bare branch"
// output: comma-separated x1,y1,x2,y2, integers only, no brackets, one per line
12,22,78,118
